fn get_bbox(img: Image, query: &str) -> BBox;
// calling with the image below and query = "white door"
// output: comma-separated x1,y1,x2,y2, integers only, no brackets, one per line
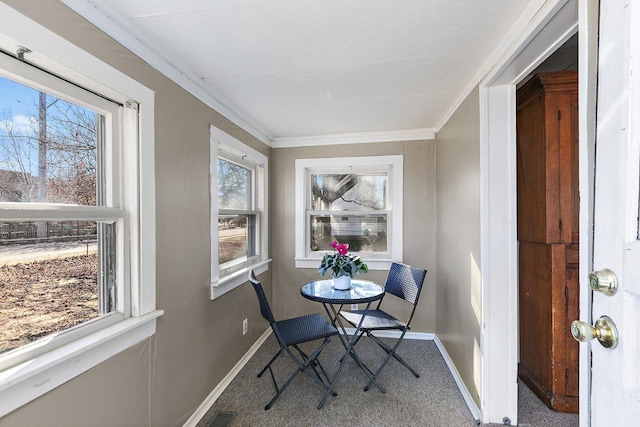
585,0,640,424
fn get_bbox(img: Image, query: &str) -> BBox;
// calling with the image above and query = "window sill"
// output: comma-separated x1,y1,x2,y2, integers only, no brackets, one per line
210,259,271,299
0,310,163,417
294,257,395,271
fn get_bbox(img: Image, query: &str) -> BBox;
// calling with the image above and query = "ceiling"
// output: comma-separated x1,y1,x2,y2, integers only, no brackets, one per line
65,0,536,144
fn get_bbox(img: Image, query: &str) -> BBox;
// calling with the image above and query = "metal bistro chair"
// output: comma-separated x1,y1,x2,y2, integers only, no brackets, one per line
338,262,427,391
248,271,339,410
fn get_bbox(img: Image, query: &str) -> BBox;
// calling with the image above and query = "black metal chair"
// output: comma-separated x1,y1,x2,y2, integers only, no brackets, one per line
248,270,339,410
338,262,427,391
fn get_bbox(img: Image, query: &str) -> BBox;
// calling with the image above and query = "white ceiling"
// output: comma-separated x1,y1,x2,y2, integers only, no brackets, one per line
65,0,535,144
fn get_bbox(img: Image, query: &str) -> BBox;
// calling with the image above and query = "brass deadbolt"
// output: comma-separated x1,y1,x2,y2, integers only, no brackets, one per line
588,269,618,296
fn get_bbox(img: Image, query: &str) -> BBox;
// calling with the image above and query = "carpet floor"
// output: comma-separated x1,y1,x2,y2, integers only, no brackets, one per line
200,334,578,427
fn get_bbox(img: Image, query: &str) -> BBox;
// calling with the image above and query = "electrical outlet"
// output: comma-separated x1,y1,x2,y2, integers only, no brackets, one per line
351,304,359,311
242,318,248,335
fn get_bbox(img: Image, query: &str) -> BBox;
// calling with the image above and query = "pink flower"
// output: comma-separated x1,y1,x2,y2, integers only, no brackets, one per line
330,241,349,256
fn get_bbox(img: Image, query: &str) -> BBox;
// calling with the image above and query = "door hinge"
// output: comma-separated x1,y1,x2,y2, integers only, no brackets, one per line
559,218,563,230
565,368,569,381
558,110,562,120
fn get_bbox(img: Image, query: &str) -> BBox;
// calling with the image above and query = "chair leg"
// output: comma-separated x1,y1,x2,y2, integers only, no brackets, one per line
369,333,420,378
364,331,418,391
258,349,283,378
293,338,337,394
258,349,283,394
293,344,334,391
264,366,303,410
263,338,337,410
339,329,366,363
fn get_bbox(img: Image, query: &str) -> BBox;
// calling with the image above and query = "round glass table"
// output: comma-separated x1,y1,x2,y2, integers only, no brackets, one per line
300,278,386,409
300,279,384,305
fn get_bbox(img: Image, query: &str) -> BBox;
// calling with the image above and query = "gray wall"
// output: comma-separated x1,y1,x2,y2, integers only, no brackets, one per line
435,86,482,406
271,141,436,330
2,1,271,426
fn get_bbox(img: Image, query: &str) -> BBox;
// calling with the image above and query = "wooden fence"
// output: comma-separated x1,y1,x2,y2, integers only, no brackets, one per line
0,221,97,244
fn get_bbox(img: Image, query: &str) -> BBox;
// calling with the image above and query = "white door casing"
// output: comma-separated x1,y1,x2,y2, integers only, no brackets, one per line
588,0,640,424
577,1,599,425
479,0,578,423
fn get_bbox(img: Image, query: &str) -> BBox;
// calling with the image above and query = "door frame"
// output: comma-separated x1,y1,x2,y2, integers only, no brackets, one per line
478,0,595,424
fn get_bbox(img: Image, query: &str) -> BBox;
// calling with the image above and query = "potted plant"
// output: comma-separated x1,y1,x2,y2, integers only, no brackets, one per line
318,241,368,289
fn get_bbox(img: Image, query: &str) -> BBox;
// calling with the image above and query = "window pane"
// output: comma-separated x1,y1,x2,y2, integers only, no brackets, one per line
218,158,250,210
218,214,256,264
310,173,387,211
0,76,100,206
0,220,116,355
310,214,387,253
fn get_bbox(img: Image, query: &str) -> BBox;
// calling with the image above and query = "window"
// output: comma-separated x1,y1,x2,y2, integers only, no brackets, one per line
0,3,159,416
295,155,403,270
210,126,269,299
0,75,123,360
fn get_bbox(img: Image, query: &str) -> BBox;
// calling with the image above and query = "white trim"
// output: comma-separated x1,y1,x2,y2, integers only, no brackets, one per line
273,128,435,148
61,0,273,146
0,310,163,417
210,260,271,300
434,335,482,423
183,328,273,427
478,0,577,424
295,258,394,271
294,155,403,269
342,329,434,341
577,1,598,425
0,5,151,106
480,84,520,426
487,3,578,87
435,0,563,132
0,3,158,415
210,126,270,299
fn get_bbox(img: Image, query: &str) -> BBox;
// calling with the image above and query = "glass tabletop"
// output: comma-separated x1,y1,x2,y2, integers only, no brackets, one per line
300,279,384,304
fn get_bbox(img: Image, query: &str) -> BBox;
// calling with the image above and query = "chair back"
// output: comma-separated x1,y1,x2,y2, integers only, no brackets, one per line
249,270,276,325
384,262,427,306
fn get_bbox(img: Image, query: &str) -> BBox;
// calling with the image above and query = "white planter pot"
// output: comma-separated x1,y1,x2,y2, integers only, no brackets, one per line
332,275,352,290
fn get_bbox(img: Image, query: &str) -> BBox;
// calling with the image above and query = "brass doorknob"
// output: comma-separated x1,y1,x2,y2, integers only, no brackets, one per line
571,315,619,349
588,269,618,296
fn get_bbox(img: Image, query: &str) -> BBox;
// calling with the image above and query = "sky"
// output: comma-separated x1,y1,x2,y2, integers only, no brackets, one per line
0,75,38,118
0,75,41,172
0,74,98,176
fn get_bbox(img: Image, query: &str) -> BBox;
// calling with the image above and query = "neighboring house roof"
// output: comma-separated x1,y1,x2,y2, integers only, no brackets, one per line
0,169,34,202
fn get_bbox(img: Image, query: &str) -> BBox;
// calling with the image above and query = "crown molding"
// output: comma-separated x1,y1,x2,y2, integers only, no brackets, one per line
435,0,576,133
61,0,274,146
272,128,435,148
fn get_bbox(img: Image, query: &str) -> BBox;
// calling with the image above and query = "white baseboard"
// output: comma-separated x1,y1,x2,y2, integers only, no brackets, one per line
183,329,272,427
433,335,482,422
342,328,435,341
185,330,481,426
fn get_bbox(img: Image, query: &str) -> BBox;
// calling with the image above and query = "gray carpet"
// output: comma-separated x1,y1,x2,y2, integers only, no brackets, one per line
199,335,578,427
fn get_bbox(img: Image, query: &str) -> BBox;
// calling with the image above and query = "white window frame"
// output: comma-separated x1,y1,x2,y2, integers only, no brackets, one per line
294,155,403,270
210,126,269,299
0,4,160,417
